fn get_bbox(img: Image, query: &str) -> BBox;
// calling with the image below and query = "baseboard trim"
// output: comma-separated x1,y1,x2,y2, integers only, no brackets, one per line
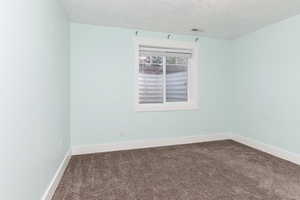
41,150,71,200
71,133,300,166
72,133,229,155
231,134,300,166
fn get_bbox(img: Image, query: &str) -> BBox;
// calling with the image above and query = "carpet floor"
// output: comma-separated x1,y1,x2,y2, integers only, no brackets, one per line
52,140,300,200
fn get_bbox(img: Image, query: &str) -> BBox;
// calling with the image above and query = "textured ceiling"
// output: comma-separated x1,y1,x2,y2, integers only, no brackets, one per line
62,0,300,39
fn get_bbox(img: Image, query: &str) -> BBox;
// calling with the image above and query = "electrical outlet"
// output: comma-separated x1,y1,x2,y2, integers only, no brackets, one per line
119,132,125,137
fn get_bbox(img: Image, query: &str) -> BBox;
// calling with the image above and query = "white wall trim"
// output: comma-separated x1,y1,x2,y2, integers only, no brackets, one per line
133,37,199,112
72,133,300,166
72,133,229,155
38,134,299,200
230,134,300,166
41,149,72,200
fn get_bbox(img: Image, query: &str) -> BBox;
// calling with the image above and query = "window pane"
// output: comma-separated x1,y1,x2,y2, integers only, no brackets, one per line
166,56,188,102
138,56,163,104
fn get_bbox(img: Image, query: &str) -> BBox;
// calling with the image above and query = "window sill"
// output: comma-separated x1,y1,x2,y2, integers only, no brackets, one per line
135,103,199,112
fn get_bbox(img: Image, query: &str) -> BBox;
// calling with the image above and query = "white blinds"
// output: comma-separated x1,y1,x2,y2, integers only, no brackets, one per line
138,45,190,104
138,73,164,104
166,71,188,102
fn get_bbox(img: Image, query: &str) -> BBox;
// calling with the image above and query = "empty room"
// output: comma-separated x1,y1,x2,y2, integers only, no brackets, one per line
2,0,300,199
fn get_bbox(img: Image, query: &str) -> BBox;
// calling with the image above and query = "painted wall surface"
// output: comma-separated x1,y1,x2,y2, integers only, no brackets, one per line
0,1,299,198
0,1,70,200
232,14,300,154
71,23,233,146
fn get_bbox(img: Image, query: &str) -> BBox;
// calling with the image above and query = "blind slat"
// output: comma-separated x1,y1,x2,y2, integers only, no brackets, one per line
166,71,187,102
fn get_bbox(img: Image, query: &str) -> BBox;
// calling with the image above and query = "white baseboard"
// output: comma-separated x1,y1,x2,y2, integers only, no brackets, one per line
72,133,300,166
231,134,300,166
39,133,299,200
72,133,229,155
41,150,71,200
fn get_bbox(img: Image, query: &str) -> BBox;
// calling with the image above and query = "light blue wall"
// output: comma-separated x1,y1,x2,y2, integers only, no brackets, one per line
71,14,300,155
0,1,70,200
232,14,300,154
70,23,233,146
1,2,299,199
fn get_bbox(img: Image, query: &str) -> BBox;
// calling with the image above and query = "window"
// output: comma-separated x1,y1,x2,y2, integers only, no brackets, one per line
134,38,198,111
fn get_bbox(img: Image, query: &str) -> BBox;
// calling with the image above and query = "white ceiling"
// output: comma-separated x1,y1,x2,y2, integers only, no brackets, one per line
62,0,300,39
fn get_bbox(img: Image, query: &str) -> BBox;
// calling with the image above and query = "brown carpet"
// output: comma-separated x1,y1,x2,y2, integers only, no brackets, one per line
52,140,300,200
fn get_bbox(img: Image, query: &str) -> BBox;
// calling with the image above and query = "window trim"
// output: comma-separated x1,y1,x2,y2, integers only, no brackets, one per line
134,38,199,112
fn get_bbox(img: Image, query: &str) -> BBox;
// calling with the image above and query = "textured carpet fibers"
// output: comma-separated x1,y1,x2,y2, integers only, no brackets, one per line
52,140,300,200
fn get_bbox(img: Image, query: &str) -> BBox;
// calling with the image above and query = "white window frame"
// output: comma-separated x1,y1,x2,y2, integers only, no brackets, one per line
134,38,199,112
